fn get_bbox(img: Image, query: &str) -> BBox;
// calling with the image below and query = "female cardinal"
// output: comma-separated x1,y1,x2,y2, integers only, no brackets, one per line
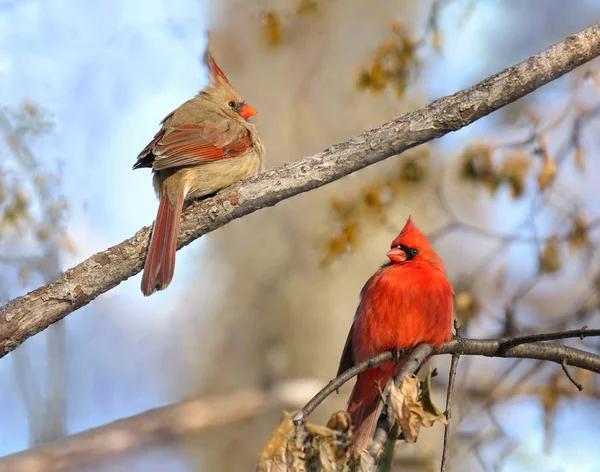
337,217,453,452
133,52,265,296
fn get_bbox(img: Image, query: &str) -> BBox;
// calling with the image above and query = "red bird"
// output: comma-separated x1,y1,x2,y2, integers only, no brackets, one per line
337,217,453,452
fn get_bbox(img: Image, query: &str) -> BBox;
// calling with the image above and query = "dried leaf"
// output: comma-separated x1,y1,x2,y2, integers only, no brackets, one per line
540,237,561,274
389,373,448,444
357,22,421,97
567,215,589,251
363,187,383,209
419,369,448,428
454,289,480,324
326,412,350,432
355,68,372,91
296,0,319,15
262,11,282,46
322,222,359,266
36,224,51,243
389,375,423,443
369,60,387,92
574,146,585,171
314,413,352,470
538,156,556,191
258,412,353,471
499,152,530,198
306,422,337,439
398,157,427,183
356,450,375,471
432,30,443,55
459,143,500,194
257,412,305,472
541,373,561,455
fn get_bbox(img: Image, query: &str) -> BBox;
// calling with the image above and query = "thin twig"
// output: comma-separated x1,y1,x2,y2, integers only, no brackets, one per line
494,327,599,355
292,351,393,425
440,354,460,472
560,359,584,391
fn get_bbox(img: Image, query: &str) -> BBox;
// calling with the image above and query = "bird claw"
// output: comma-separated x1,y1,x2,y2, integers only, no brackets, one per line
392,348,406,365
293,411,305,430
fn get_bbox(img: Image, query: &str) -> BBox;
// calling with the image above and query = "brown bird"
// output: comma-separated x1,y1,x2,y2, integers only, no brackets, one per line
133,52,265,296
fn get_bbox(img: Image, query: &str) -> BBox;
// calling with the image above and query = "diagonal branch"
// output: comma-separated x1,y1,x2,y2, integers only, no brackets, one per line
0,379,321,472
2,23,600,357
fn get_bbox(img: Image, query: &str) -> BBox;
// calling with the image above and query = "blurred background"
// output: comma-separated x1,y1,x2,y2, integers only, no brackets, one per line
1,0,600,471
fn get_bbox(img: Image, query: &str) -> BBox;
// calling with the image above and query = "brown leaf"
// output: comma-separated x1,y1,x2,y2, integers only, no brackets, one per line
296,0,319,15
454,289,480,325
257,412,305,472
262,11,282,46
369,60,387,92
305,422,337,439
326,411,350,432
538,156,556,191
567,215,589,251
389,373,448,444
258,412,353,472
356,450,375,471
389,375,423,443
574,146,585,171
540,237,561,274
398,157,427,183
419,369,448,428
355,68,371,91
313,413,352,470
499,152,530,198
459,143,500,194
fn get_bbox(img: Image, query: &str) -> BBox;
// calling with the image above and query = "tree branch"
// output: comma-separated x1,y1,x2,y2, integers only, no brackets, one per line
440,354,460,472
292,329,600,466
0,379,320,472
2,23,600,357
295,328,600,425
437,337,600,372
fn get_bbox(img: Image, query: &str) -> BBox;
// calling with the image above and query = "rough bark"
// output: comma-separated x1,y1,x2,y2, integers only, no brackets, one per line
1,22,600,357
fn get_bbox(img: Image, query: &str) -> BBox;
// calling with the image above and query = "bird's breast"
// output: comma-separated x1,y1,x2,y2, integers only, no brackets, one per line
351,265,453,363
181,148,264,200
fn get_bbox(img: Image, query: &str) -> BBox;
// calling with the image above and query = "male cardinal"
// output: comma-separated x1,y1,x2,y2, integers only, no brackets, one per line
337,217,453,452
133,52,265,296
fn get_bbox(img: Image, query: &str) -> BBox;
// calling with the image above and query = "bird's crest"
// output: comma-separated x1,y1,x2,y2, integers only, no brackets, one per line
203,50,231,86
391,216,433,254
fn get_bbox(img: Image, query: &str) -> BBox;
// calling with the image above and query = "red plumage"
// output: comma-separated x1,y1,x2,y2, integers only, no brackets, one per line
337,217,454,453
140,193,183,295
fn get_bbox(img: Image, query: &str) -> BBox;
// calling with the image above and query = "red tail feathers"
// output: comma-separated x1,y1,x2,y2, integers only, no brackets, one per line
140,193,183,296
346,369,387,453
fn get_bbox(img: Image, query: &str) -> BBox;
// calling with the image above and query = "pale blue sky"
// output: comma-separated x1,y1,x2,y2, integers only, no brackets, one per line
0,1,599,471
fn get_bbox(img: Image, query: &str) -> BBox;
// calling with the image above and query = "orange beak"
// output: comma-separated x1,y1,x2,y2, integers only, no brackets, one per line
386,246,407,264
240,103,257,120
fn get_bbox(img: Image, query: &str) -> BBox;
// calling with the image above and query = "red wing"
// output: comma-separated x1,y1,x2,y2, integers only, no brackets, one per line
151,124,251,171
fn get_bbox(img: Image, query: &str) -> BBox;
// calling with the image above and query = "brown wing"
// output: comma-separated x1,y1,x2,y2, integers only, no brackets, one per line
133,112,174,169
337,322,356,377
133,114,251,171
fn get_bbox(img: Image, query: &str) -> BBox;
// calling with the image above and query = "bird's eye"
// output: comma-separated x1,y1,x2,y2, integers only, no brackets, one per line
228,101,236,108
410,248,419,256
